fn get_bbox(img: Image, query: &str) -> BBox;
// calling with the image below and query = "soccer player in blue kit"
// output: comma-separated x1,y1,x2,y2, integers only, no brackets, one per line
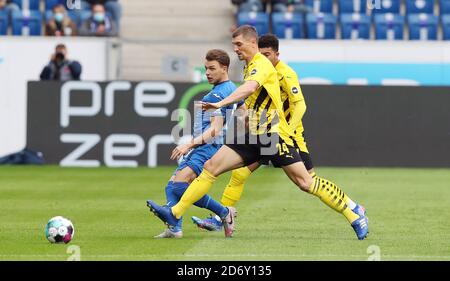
150,49,245,238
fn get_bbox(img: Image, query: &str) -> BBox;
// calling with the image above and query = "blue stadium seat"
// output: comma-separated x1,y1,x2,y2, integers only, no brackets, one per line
374,13,404,39
11,10,42,36
46,0,90,10
272,12,305,39
338,0,367,14
405,0,434,15
372,0,401,14
0,10,8,35
408,13,438,40
12,0,41,11
306,13,337,39
442,15,450,39
304,0,333,13
440,0,450,15
78,10,94,27
237,12,269,35
340,13,371,39
66,10,80,25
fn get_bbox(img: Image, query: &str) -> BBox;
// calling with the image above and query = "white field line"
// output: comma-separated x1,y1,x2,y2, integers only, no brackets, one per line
1,254,450,259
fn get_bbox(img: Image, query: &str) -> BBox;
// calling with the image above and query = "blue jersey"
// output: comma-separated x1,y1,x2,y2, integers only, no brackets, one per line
192,80,243,144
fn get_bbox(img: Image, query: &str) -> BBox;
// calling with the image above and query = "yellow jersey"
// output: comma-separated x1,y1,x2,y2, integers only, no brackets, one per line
276,60,306,137
243,52,293,145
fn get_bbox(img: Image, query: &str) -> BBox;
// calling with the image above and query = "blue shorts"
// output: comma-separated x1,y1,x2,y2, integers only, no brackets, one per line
175,143,221,176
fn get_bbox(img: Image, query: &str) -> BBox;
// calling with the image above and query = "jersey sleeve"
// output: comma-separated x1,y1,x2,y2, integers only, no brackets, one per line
203,92,225,117
283,71,304,103
244,60,270,87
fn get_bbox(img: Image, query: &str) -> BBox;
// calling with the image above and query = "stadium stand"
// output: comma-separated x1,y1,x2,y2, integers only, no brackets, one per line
306,12,337,39
374,13,405,39
11,9,42,36
0,0,119,36
2,0,450,40
440,0,450,14
338,0,367,14
405,0,434,15
237,11,270,35
230,0,450,40
372,0,401,14
408,13,439,40
442,14,450,39
0,9,7,35
272,11,305,38
340,13,371,39
12,0,40,11
304,0,334,13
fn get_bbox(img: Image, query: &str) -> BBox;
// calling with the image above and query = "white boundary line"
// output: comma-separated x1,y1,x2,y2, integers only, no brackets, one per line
1,254,450,259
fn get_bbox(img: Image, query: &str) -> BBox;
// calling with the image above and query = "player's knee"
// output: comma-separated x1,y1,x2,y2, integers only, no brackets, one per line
297,176,313,192
203,160,219,177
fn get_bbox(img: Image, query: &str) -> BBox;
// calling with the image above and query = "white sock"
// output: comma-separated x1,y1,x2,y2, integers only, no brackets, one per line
347,198,357,210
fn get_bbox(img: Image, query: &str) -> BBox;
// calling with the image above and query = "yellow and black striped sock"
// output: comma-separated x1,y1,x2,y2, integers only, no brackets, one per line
308,176,359,224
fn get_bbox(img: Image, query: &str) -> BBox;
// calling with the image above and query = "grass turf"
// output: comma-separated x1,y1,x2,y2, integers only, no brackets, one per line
0,166,449,261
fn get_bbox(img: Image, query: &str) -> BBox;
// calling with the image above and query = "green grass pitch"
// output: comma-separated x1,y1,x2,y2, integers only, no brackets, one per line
1,166,450,261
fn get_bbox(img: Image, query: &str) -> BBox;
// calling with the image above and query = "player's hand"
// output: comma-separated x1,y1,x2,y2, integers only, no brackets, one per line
201,102,221,111
170,143,192,160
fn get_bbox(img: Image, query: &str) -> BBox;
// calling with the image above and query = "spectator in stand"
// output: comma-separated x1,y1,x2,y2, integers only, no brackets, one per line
269,0,310,13
79,0,121,32
0,0,19,20
45,4,78,36
40,44,82,81
79,3,118,37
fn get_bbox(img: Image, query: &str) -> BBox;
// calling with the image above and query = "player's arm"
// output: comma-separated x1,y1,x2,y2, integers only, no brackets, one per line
288,100,306,132
284,72,306,131
170,115,224,160
202,80,259,110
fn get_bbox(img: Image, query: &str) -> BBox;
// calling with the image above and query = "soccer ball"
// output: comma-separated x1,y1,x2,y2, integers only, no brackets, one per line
45,216,75,244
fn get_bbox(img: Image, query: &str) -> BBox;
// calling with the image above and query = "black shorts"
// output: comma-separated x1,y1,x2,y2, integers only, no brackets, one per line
291,138,314,171
258,137,314,170
225,133,302,168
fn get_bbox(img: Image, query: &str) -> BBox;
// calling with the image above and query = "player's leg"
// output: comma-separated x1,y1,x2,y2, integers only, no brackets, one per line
153,162,196,238
147,144,250,236
294,135,367,218
279,144,368,240
172,166,230,223
192,161,261,231
221,161,260,206
171,145,246,219
300,151,365,217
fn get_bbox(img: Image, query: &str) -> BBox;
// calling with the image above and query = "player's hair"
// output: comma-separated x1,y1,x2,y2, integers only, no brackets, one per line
205,49,230,68
232,25,258,41
258,34,279,52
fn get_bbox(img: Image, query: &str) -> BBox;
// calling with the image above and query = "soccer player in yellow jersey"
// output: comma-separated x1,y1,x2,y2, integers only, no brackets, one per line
192,34,368,239
147,26,369,240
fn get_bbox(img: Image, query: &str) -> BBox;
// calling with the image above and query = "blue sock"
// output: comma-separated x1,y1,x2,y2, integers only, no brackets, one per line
172,182,229,219
164,181,182,232
164,181,177,207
